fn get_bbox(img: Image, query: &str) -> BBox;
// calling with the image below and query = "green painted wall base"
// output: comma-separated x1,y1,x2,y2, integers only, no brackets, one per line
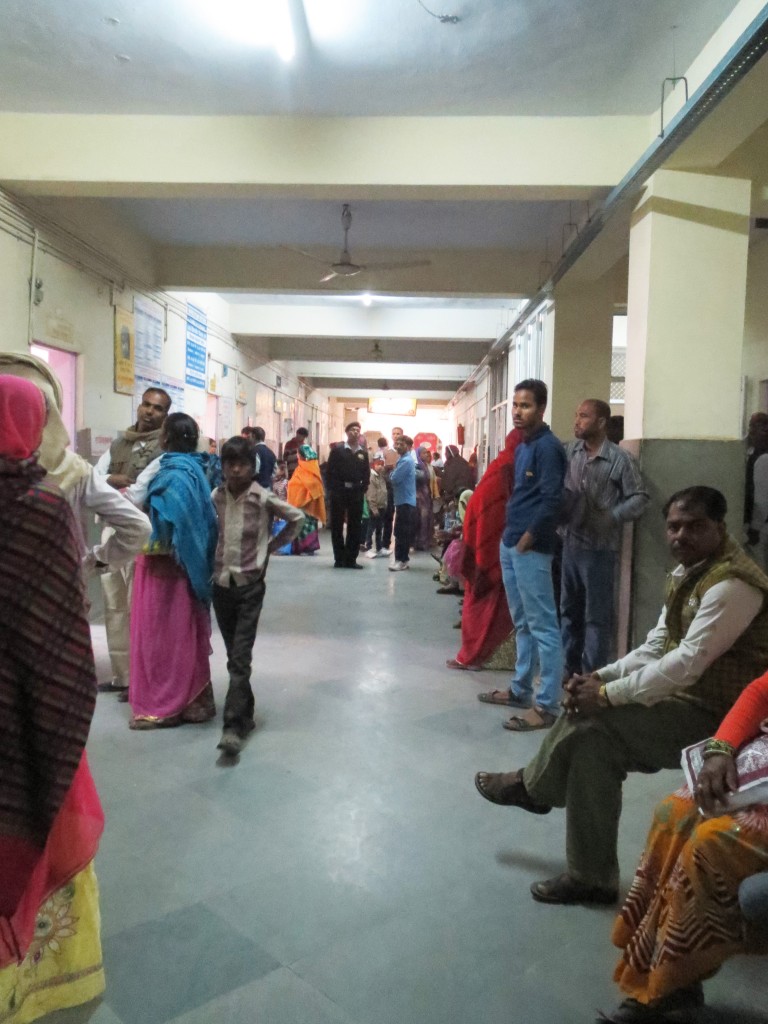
622,438,745,647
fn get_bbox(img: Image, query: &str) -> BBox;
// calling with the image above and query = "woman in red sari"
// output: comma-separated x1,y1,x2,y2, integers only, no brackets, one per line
0,375,104,1021
447,429,524,670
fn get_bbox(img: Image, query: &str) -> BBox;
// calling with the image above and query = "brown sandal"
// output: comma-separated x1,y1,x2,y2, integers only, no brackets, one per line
474,770,551,813
503,706,557,731
477,689,530,707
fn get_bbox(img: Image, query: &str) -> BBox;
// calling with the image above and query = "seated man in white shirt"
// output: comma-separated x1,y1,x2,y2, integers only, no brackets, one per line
474,486,768,906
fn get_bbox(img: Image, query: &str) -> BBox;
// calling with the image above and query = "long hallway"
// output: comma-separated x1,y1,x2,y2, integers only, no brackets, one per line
74,545,766,1024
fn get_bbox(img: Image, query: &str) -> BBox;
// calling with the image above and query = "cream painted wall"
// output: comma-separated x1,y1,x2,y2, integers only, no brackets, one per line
625,170,751,440
0,196,333,457
450,371,489,460
742,233,768,421
0,114,647,195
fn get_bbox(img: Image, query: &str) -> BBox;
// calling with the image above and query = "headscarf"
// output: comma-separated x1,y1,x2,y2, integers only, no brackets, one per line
457,488,473,522
461,429,524,596
146,451,217,605
417,445,439,498
441,446,475,499
288,445,326,523
0,352,90,493
0,375,46,460
415,445,430,492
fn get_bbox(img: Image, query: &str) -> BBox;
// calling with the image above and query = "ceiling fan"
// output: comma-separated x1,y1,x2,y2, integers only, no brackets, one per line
284,204,431,282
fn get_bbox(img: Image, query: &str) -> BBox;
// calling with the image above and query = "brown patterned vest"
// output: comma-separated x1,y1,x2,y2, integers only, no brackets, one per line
108,426,163,482
663,537,768,717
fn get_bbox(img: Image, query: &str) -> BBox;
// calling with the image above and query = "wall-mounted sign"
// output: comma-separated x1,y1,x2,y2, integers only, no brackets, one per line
113,307,135,395
367,397,417,416
185,303,207,389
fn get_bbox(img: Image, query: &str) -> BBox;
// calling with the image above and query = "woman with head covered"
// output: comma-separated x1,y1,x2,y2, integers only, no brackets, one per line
0,351,150,580
0,375,105,1020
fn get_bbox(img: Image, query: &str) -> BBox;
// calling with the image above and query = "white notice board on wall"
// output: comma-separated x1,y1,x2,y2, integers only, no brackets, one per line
134,297,164,372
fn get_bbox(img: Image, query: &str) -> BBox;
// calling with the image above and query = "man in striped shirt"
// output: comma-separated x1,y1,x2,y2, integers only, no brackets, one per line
212,436,304,758
560,399,649,677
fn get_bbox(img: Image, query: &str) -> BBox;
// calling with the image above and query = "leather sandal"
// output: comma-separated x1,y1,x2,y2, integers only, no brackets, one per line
530,873,617,905
446,658,481,672
474,770,551,813
503,706,557,731
477,689,530,708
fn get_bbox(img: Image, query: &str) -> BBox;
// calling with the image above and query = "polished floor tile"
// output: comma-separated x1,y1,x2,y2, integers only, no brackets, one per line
102,904,280,1024
47,543,768,1023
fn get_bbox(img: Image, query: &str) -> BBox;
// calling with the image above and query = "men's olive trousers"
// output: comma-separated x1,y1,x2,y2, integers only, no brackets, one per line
522,699,720,889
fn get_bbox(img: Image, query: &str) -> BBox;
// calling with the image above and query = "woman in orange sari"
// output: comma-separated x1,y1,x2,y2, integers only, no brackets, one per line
0,375,104,1023
287,444,327,555
599,670,768,1023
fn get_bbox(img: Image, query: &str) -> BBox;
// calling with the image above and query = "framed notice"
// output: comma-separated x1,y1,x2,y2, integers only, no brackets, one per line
114,307,135,395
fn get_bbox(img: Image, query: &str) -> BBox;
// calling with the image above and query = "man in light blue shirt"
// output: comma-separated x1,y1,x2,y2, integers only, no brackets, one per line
389,435,416,572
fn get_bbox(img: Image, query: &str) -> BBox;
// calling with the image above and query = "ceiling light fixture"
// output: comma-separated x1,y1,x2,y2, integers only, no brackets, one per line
193,0,295,61
361,292,373,307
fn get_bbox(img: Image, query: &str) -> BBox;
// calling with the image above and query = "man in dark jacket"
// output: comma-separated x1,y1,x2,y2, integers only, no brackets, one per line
242,425,277,489
326,422,371,569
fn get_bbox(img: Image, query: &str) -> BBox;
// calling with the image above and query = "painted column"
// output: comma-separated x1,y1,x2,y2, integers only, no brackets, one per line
624,169,751,640
548,272,615,441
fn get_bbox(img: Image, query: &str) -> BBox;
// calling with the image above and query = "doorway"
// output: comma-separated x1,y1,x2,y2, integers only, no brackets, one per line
30,342,77,444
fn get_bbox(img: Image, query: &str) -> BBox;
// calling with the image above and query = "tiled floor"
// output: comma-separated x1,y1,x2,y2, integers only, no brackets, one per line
57,545,768,1023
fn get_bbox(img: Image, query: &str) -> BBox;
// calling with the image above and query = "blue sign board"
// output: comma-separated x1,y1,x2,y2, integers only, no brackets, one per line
185,304,208,389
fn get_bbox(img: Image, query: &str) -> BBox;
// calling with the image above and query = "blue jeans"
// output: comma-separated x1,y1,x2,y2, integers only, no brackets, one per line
500,541,564,714
559,545,617,676
740,872,768,931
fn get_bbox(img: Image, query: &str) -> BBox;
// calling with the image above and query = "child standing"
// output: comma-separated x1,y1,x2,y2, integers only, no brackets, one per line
212,437,304,757
364,457,388,557
272,460,288,499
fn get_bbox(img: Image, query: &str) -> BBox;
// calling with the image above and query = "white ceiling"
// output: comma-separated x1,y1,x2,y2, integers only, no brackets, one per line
1,0,757,407
0,0,740,117
111,197,603,250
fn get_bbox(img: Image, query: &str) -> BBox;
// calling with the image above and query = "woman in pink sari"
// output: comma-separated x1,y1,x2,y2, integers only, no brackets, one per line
129,413,218,729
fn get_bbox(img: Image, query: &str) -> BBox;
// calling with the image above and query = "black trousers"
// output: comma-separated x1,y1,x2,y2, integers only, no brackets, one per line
212,577,266,734
329,490,364,565
394,503,414,563
382,481,395,549
365,512,383,550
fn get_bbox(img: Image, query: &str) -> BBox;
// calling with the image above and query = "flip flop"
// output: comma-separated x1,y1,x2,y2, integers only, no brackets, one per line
503,706,557,731
446,659,481,672
477,689,530,708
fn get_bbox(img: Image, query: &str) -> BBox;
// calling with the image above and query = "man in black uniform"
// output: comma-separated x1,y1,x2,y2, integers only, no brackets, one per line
326,421,371,569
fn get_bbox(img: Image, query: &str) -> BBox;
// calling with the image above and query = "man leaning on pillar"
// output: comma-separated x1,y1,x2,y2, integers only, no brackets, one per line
474,486,768,906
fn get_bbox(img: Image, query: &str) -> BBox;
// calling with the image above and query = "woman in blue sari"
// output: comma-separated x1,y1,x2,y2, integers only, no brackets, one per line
129,413,218,730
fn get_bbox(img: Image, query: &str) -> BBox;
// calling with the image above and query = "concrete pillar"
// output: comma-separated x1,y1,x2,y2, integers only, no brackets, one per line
624,169,751,641
549,273,615,441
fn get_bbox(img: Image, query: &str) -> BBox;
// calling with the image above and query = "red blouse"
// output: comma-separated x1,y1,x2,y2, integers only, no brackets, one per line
714,670,768,748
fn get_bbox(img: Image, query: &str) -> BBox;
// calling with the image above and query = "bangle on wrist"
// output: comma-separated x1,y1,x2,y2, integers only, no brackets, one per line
701,738,735,760
598,684,612,708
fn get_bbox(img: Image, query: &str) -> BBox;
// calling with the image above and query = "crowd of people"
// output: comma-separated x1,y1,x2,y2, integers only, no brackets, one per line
3,364,768,1023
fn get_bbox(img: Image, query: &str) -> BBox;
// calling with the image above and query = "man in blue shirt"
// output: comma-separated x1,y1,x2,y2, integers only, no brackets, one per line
389,434,417,572
478,379,566,729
